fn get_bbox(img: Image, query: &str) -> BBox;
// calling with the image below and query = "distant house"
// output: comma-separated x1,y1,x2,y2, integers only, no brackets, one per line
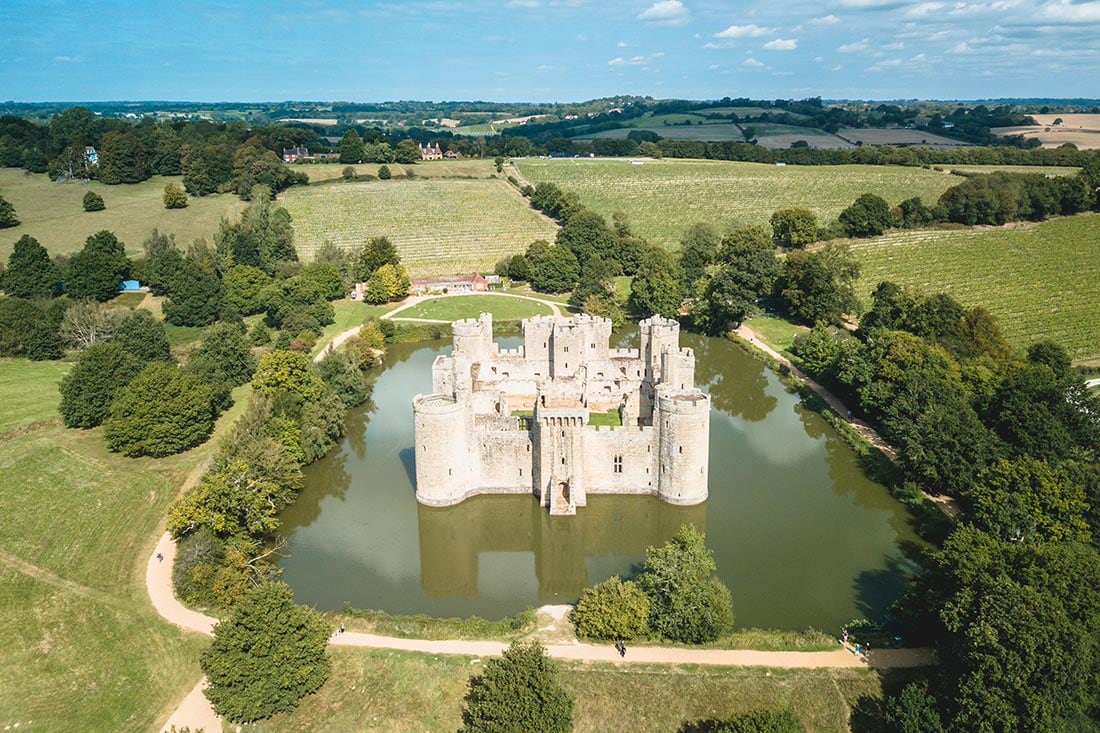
419,143,443,160
282,146,309,163
443,149,459,159
409,272,488,295
84,146,98,166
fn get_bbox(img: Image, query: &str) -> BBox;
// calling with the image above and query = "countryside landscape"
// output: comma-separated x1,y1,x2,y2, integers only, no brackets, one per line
2,1,1100,732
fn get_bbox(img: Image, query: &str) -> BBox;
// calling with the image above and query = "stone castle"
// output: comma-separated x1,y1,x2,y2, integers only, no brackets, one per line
412,313,710,515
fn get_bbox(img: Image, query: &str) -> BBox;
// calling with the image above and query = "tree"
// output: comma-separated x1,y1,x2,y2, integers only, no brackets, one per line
3,235,61,298
570,576,650,640
200,582,330,723
0,194,18,228
394,138,422,164
354,236,400,281
711,709,805,733
163,182,189,209
459,641,573,733
530,245,579,294
839,193,891,237
779,243,860,325
896,197,933,228
338,129,365,164
113,309,171,362
362,263,410,304
884,681,944,733
555,209,617,267
638,524,734,644
377,164,391,180
341,166,357,181
692,226,780,333
770,207,818,248
66,230,131,302
678,222,720,290
567,256,620,310
300,262,345,301
629,246,683,319
59,300,115,350
58,342,145,428
0,297,62,359
962,457,1090,544
162,258,224,327
251,350,324,403
82,190,105,212
104,362,215,457
223,264,272,315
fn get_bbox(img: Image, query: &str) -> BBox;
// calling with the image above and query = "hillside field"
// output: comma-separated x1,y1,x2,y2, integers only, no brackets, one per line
294,158,495,184
849,214,1100,358
0,169,246,259
282,177,558,276
0,359,251,732
514,158,960,247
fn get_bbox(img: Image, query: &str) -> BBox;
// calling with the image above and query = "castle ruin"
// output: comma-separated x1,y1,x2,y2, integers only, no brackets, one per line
412,313,710,515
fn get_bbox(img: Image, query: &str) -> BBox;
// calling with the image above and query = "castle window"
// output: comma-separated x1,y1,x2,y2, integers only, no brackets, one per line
613,455,623,473
527,443,531,452
448,469,452,476
679,445,683,454
591,343,595,349
564,346,569,353
519,469,523,476
561,457,566,465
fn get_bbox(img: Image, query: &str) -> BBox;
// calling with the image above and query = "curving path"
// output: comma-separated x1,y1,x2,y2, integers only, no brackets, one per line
313,291,564,362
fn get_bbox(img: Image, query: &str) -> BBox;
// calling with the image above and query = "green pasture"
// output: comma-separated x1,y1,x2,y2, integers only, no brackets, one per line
514,158,960,247
743,315,811,354
282,177,557,276
932,164,1079,176
0,169,246,259
0,359,249,732
849,214,1100,358
393,294,554,322
582,123,748,142
241,648,888,733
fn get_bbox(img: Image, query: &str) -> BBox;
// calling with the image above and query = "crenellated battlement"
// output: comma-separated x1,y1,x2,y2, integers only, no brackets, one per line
413,313,710,514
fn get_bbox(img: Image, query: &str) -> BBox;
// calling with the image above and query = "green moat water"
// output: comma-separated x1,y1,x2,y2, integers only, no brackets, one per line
278,330,921,631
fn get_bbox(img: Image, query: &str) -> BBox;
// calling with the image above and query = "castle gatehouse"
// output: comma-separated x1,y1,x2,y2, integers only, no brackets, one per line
412,313,710,515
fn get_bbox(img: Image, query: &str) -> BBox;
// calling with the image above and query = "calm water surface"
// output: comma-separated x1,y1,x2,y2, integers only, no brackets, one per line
279,329,920,631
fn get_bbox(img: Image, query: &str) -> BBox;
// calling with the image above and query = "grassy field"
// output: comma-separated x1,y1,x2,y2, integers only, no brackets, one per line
282,177,557,276
931,164,1080,177
583,123,749,142
0,359,250,732
836,129,969,147
0,169,246,259
242,648,888,733
514,158,960,247
394,294,554,322
295,159,495,184
744,315,811,354
849,214,1100,358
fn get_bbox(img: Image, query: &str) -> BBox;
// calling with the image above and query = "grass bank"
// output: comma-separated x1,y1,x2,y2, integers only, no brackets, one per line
0,358,248,732
394,294,554,322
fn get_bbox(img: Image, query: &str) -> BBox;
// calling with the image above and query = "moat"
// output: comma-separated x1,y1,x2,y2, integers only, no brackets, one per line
278,328,921,632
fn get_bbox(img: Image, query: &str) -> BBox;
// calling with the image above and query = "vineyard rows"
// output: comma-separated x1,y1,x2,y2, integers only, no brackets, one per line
849,214,1100,357
283,178,557,276
514,159,960,248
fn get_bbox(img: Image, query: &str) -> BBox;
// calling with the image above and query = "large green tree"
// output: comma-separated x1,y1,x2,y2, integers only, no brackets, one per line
103,362,215,457
678,222,720,291
162,258,224,327
3,235,61,298
66,230,131,302
223,264,272,315
555,209,617,267
460,641,573,733
779,243,860,325
638,524,734,643
530,245,579,294
0,194,19,228
353,236,400,281
570,576,650,641
692,225,780,333
58,342,145,428
629,245,683,319
838,193,892,237
338,130,365,164
770,207,818,248
200,582,331,723
113,308,171,362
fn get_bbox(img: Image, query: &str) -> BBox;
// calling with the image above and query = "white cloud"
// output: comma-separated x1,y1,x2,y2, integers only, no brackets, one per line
911,52,928,61
741,57,766,67
838,38,871,52
1039,0,1100,22
809,14,841,24
762,38,798,50
617,40,628,47
54,55,82,62
950,41,975,52
506,0,541,7
608,55,647,66
709,63,720,69
637,0,690,25
837,0,903,6
882,41,905,49
715,23,772,38
904,2,944,16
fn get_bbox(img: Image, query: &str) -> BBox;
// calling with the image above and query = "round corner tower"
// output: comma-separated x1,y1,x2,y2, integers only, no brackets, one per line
413,394,474,506
655,390,710,505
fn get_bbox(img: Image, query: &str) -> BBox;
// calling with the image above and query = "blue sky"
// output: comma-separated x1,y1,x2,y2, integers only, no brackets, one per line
2,0,1098,102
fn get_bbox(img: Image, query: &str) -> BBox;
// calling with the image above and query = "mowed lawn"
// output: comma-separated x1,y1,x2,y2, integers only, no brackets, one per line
282,177,558,276
849,214,1100,358
0,359,247,732
395,294,554,322
514,158,959,247
0,169,246,259
242,649,888,733
296,158,496,184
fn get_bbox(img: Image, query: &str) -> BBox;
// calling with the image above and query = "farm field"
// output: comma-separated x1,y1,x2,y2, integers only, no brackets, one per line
0,359,251,732
992,114,1100,149
691,106,810,120
837,128,969,147
0,169,246,259
296,159,495,183
931,164,1079,177
241,648,888,733
748,123,850,149
581,123,747,141
282,177,558,276
394,294,554,322
849,214,1100,358
514,158,960,247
